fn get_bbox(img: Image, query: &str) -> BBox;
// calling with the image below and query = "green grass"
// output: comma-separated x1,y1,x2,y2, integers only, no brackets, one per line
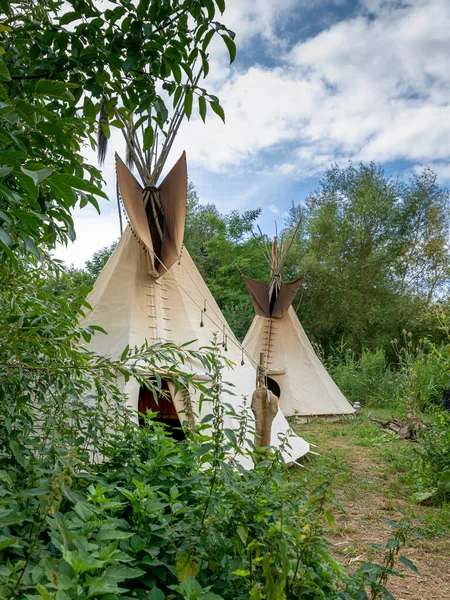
291,409,449,538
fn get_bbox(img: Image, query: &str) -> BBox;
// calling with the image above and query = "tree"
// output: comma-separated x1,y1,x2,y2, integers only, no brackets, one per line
0,0,234,264
396,169,450,303
85,242,118,280
285,163,450,352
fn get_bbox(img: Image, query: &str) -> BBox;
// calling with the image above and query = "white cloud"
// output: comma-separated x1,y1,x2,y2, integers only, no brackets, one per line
172,0,450,181
268,204,281,215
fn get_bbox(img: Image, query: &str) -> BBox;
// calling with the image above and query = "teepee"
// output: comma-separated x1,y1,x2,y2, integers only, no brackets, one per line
81,152,309,466
242,234,354,419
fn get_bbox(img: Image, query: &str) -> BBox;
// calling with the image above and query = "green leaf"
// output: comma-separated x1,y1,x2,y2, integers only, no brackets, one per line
323,508,335,530
0,24,13,32
232,569,250,577
172,62,182,84
437,469,450,492
0,227,13,247
399,555,420,576
198,95,207,122
202,29,215,51
59,12,81,26
120,345,129,361
101,121,110,139
21,234,40,258
104,564,145,582
96,524,132,541
173,85,183,108
143,124,154,152
203,0,216,19
0,58,10,82
0,165,13,177
49,173,107,199
83,96,97,119
15,173,38,201
0,470,13,488
123,54,138,73
14,100,36,126
155,98,168,123
184,89,193,120
176,552,199,582
148,588,165,600
36,584,52,600
20,166,53,185
221,35,236,63
0,536,18,551
47,178,76,205
35,80,75,102
236,524,248,545
215,0,225,13
358,562,383,582
210,101,225,123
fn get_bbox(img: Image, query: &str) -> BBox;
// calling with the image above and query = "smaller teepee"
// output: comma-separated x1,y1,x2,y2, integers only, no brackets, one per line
242,233,354,419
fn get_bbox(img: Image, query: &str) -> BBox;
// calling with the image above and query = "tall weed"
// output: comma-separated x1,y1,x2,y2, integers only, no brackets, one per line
325,334,448,412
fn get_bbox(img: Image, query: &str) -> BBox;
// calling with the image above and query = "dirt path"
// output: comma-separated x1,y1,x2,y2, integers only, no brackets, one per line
294,414,450,600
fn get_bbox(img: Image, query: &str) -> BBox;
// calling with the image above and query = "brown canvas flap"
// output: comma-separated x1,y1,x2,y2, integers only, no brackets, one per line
272,278,304,318
242,276,271,317
243,276,303,318
157,152,187,273
115,153,158,277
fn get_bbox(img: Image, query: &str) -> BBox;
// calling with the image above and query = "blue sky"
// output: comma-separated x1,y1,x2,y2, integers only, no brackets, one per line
56,0,450,266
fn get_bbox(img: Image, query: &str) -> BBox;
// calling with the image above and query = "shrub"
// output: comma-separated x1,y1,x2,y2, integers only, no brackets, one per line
327,347,397,408
326,335,449,412
411,410,450,502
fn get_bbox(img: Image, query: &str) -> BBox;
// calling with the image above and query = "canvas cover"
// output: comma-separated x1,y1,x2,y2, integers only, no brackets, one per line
81,226,310,467
243,307,355,417
243,276,303,318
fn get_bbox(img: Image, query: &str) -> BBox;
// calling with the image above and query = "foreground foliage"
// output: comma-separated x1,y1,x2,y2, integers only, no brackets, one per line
411,410,450,502
0,265,410,600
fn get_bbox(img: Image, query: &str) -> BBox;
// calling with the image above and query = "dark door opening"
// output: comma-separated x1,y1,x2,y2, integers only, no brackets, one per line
266,376,281,400
138,379,185,440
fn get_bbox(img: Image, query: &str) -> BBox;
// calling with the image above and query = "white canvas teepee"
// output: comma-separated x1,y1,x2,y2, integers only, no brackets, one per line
81,153,309,466
242,238,355,419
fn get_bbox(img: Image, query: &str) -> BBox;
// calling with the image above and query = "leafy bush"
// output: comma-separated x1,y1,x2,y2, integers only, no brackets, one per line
411,410,450,502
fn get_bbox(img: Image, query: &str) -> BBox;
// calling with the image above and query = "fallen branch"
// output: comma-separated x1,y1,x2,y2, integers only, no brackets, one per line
371,415,426,441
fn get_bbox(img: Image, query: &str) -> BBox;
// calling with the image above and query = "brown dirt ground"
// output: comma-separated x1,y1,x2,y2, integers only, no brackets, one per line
295,417,450,600
328,451,450,600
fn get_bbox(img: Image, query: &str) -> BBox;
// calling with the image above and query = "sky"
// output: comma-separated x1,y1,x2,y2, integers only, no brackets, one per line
55,0,450,267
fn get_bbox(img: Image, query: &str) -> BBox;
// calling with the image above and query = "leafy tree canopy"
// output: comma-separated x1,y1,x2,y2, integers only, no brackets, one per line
0,0,234,264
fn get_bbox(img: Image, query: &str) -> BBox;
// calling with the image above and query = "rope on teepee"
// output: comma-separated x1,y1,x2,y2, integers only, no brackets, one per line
177,258,248,358
145,246,260,368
